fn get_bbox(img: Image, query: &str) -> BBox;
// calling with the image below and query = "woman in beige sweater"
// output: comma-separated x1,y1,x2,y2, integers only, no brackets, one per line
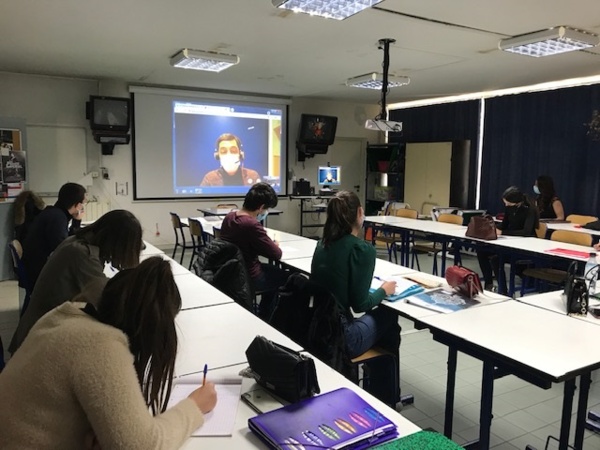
0,257,217,449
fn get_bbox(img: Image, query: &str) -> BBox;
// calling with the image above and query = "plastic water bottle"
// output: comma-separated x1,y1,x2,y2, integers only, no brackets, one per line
584,252,597,295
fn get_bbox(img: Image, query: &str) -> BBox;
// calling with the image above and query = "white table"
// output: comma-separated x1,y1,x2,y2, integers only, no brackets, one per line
279,239,318,261
264,227,308,243
175,303,302,376
281,255,416,278
140,253,192,276
545,222,600,237
175,273,235,310
178,358,422,449
415,300,600,450
517,290,600,325
141,241,164,256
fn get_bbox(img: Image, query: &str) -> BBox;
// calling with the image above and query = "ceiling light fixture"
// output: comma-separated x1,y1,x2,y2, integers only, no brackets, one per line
346,72,410,89
499,26,599,57
272,0,383,20
170,48,240,72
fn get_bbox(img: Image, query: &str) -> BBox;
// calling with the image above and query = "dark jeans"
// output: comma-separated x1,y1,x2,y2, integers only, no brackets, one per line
253,263,289,319
341,306,401,405
477,249,506,292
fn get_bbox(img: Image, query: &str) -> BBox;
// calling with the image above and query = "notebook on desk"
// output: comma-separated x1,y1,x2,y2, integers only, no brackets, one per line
248,387,398,450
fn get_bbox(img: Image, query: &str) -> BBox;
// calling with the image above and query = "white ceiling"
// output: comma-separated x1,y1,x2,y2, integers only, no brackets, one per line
1,0,600,103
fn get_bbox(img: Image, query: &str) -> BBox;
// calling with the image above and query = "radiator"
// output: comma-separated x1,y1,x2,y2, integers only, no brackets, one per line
85,201,110,221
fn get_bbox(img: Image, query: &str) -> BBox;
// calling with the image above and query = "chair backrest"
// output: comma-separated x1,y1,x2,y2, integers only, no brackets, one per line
566,214,598,226
188,218,205,247
438,213,463,225
213,226,222,239
8,239,23,266
170,212,183,229
551,230,593,247
535,222,548,239
393,208,418,219
216,203,238,210
193,239,254,311
270,273,352,377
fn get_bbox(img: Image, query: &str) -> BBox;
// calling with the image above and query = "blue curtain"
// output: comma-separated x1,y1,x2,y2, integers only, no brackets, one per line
480,85,600,215
389,100,481,207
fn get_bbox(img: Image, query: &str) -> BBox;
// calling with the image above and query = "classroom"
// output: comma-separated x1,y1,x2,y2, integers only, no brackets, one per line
1,1,600,449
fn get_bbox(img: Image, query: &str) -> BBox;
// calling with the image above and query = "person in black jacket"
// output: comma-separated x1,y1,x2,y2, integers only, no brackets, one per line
477,186,539,292
22,182,86,290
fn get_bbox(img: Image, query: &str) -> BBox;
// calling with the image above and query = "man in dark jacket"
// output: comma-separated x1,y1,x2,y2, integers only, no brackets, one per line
22,182,86,290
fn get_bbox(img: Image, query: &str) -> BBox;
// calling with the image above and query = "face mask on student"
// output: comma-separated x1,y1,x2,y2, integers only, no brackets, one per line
257,210,269,222
533,185,540,195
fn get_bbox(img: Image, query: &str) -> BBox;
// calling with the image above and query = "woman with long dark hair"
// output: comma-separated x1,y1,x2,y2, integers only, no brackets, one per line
0,257,217,448
477,186,539,292
534,175,565,220
9,209,143,353
310,191,400,405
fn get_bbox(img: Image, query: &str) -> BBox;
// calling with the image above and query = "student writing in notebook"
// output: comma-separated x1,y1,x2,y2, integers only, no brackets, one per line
310,191,401,406
0,257,217,449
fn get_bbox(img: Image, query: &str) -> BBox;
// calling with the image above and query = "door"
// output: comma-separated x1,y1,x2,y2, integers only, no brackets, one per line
404,142,452,215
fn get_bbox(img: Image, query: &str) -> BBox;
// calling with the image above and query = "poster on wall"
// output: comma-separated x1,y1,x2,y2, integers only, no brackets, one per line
0,128,26,201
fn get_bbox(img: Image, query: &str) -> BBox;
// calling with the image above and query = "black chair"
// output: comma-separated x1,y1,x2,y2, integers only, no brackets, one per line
8,239,32,316
187,218,207,270
169,212,195,265
270,273,413,408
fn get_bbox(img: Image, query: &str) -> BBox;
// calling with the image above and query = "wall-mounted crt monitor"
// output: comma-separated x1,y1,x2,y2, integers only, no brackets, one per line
87,96,131,132
317,166,341,185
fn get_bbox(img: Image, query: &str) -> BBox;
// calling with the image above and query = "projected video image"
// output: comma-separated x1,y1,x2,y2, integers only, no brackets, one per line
173,100,284,196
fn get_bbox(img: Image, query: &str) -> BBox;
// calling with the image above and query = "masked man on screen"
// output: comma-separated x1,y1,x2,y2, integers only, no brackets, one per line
200,133,261,186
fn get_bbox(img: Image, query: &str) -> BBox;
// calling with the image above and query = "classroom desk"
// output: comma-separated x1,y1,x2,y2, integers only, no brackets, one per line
517,290,600,322
140,241,164,256
281,255,416,278
180,216,223,238
175,272,235,310
140,253,192,276
545,222,600,237
279,239,318,261
264,227,308,243
414,300,600,450
175,302,302,377
178,358,422,449
198,207,283,217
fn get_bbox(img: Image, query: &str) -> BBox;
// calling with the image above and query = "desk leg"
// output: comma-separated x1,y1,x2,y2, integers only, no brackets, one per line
444,347,458,438
441,239,448,276
497,252,507,295
479,360,495,450
403,230,411,267
574,372,591,449
558,378,576,450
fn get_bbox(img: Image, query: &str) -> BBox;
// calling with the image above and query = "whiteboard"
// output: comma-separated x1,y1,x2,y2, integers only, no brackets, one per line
26,125,87,195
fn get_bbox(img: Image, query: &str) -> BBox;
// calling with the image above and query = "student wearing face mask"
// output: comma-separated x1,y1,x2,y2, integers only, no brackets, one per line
200,133,262,186
477,186,539,292
219,183,288,318
534,175,565,220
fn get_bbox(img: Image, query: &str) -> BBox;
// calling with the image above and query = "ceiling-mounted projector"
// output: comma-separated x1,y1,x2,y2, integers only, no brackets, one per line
365,119,403,132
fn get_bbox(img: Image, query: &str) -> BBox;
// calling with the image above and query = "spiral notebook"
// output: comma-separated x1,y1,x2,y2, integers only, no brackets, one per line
248,387,398,450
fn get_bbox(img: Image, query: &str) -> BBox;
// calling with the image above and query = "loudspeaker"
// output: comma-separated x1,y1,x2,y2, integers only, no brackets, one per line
292,180,311,196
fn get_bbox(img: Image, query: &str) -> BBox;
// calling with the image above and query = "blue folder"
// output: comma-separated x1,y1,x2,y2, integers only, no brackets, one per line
248,387,398,450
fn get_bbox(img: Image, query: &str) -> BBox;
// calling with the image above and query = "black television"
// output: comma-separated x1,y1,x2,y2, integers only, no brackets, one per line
298,114,337,146
87,96,131,132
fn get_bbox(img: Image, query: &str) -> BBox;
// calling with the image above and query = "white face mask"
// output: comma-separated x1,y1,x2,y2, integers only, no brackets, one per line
533,185,540,195
220,154,241,175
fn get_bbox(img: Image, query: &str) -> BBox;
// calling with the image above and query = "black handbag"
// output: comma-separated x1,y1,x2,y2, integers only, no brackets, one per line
245,335,320,403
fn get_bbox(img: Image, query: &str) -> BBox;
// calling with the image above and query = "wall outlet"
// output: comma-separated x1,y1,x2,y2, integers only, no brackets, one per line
100,167,109,180
116,182,128,196
90,171,99,179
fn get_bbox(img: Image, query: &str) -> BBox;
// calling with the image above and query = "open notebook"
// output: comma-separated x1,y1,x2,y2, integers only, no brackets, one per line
370,276,425,302
248,387,398,450
166,377,242,436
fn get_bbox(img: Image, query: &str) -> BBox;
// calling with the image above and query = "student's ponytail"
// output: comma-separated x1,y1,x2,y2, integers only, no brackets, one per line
322,191,361,247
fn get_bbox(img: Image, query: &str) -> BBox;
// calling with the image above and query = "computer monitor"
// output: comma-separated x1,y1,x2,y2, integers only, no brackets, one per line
317,166,341,185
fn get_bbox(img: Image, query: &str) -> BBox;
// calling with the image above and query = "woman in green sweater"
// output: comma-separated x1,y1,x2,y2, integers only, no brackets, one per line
311,191,400,404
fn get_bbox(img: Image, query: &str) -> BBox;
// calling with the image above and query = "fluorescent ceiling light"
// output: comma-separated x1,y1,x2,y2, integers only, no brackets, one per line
499,26,599,57
346,72,410,89
170,48,240,72
272,0,383,20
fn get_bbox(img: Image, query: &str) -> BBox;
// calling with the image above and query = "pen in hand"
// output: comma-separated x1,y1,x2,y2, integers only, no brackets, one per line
203,363,208,386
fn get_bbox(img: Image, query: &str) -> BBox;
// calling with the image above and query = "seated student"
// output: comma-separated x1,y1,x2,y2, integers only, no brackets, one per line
13,190,46,243
219,182,288,318
9,209,142,354
534,175,565,220
0,257,217,449
22,182,86,290
310,191,400,405
477,186,539,292
200,133,261,187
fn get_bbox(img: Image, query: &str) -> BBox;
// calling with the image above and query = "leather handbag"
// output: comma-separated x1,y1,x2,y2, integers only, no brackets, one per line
465,215,497,240
445,265,483,298
245,335,320,403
